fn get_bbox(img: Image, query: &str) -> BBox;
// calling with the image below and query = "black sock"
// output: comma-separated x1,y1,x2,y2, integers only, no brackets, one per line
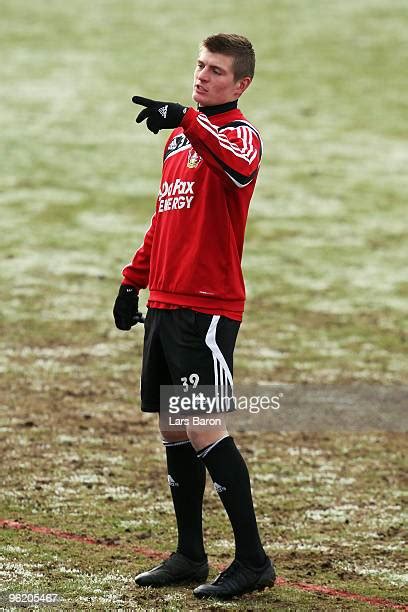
164,439,206,562
197,435,266,568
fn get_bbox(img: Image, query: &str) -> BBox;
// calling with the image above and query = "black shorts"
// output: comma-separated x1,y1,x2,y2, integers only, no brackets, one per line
140,308,241,412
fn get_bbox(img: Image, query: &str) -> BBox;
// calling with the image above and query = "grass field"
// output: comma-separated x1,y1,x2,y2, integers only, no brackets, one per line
1,0,407,609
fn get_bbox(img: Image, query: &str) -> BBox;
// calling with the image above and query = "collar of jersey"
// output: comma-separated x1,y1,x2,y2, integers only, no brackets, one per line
197,99,238,117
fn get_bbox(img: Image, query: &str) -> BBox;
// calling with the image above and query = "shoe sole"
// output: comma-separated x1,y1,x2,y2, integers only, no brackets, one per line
136,570,209,588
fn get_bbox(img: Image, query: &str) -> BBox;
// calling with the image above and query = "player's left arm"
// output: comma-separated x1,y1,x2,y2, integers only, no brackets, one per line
181,108,262,188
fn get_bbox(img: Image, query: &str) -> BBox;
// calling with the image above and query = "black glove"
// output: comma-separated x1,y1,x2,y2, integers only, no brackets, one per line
132,96,188,134
113,284,144,330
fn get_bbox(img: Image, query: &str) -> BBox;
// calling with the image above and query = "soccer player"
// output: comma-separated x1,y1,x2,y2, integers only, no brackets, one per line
113,33,275,599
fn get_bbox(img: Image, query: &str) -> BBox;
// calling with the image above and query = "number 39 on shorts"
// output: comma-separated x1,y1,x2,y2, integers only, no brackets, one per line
180,373,199,391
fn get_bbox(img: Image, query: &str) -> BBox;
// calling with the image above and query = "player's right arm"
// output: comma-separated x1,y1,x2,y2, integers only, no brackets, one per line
121,212,157,289
113,212,157,330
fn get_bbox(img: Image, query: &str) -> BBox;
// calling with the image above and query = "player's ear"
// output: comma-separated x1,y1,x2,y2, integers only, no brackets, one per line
235,76,252,97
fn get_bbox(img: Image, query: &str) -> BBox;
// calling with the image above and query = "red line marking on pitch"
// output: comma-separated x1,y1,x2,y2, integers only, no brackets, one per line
1,519,407,610
0,520,164,560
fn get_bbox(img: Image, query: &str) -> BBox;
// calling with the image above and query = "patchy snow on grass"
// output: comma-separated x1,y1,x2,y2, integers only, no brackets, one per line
0,187,84,208
0,559,44,581
254,473,277,482
272,540,331,553
53,484,77,497
305,504,359,522
305,300,357,315
102,485,138,500
211,539,234,550
336,561,408,586
118,518,159,529
90,453,125,465
1,342,125,361
3,545,28,555
286,447,325,456
148,500,174,513
162,592,187,603
372,542,406,552
70,472,106,485
57,434,80,445
203,599,239,608
59,566,82,575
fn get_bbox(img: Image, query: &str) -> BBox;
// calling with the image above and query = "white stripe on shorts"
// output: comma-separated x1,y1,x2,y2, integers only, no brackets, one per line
205,316,234,409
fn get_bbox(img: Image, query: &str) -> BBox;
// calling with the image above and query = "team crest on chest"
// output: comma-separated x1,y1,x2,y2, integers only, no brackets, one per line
187,149,202,169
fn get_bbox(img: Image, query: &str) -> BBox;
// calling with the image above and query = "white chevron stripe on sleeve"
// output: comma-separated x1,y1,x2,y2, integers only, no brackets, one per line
196,114,259,165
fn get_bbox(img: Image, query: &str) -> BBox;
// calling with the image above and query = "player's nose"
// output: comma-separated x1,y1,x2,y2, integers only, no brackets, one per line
197,66,209,81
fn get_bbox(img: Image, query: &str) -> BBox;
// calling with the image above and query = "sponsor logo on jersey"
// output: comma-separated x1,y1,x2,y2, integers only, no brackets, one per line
158,179,195,213
187,148,202,169
164,134,190,160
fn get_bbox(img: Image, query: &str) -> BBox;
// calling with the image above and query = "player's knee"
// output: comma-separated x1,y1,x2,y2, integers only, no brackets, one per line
159,424,188,444
186,427,228,451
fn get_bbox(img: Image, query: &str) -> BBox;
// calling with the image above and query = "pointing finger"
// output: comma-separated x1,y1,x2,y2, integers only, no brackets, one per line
132,95,157,107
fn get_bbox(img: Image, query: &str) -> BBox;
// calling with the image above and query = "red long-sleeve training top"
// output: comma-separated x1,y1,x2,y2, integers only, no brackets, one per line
122,100,263,321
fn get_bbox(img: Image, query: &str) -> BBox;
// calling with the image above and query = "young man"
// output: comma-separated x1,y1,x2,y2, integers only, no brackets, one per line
113,33,275,599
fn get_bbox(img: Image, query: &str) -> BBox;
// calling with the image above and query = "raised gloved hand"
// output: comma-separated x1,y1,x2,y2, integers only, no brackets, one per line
132,96,188,134
113,284,144,330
